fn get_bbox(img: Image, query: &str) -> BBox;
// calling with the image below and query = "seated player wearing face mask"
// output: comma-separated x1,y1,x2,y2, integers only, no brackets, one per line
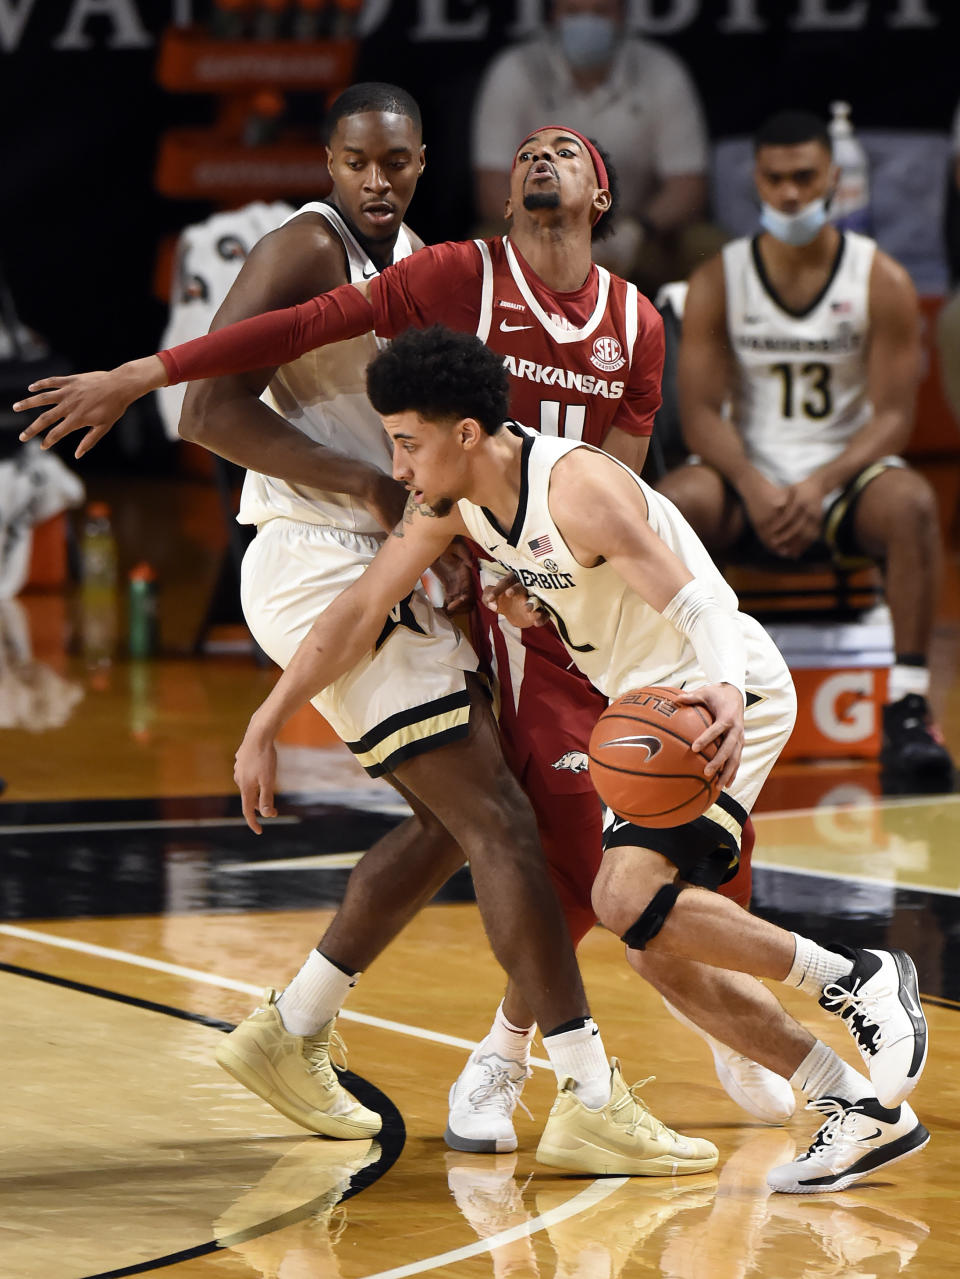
655,109,954,789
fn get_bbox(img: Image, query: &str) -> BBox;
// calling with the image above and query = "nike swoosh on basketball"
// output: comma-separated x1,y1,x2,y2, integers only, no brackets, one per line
500,320,533,332
601,735,663,760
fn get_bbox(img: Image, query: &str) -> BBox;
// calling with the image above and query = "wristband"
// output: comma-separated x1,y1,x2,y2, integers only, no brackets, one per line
662,579,746,697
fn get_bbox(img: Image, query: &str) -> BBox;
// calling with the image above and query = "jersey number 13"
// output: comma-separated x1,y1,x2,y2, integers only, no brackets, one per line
770,362,833,421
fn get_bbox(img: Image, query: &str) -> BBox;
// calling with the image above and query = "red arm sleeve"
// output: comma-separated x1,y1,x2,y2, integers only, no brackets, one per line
369,240,484,338
158,284,376,384
612,296,665,438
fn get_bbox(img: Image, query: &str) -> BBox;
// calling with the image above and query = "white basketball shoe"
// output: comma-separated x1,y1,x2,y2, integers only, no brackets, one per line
445,1050,532,1153
818,947,928,1108
767,1095,929,1194
664,999,796,1124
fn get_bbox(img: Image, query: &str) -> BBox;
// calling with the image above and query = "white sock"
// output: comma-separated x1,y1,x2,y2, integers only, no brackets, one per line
790,1039,873,1106
887,663,930,703
480,1001,536,1065
785,935,854,997
276,949,358,1036
543,1019,611,1108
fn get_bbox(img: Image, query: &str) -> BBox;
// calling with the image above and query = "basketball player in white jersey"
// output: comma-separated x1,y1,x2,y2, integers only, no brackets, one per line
229,323,928,1194
658,109,952,787
19,89,737,1177
16,123,798,1151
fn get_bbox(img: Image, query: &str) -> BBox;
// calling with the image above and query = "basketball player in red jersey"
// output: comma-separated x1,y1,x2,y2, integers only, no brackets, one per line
17,124,782,1149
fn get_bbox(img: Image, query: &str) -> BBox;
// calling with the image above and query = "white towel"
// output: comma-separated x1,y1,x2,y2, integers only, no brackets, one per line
155,200,295,440
0,442,85,599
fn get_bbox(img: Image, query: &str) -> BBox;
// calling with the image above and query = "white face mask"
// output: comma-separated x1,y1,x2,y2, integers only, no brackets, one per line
556,14,617,70
759,197,830,246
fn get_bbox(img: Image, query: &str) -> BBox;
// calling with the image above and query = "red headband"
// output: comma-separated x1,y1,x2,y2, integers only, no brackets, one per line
512,125,609,224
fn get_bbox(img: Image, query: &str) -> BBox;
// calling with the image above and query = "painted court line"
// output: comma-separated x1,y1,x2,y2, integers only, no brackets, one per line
0,926,623,1277
0,924,551,1069
359,1177,628,1279
0,816,300,835
755,792,960,822
220,852,365,872
752,859,960,897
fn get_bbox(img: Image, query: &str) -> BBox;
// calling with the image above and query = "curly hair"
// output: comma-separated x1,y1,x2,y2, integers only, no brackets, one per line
366,326,510,435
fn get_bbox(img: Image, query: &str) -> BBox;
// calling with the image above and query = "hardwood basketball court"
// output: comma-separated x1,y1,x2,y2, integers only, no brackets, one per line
2,473,960,1277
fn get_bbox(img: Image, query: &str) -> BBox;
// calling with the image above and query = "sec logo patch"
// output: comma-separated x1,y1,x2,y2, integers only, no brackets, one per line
591,336,625,372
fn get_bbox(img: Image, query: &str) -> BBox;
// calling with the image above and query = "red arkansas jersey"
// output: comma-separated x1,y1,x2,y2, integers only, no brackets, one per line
370,235,663,443
373,235,664,796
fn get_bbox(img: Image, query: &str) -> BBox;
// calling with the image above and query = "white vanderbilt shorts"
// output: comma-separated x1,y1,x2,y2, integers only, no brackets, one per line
240,518,479,777
601,612,797,885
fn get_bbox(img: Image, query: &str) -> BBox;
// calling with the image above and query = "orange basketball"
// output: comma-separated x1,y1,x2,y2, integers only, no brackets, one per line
588,686,722,827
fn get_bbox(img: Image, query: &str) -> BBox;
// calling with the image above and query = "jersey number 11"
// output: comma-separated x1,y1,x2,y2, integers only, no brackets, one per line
540,400,587,441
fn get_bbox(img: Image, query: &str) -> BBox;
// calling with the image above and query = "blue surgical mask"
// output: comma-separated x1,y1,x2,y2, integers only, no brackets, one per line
556,14,617,70
759,198,830,246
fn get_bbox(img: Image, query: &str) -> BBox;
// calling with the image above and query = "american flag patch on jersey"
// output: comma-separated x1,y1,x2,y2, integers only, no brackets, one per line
528,534,554,558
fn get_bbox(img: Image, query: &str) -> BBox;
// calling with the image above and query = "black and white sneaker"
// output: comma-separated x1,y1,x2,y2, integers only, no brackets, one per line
819,947,928,1108
880,694,953,783
767,1095,929,1194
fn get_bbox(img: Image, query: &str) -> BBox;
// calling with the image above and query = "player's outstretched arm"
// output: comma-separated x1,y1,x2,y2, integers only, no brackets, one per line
14,277,378,458
234,498,466,832
15,357,168,458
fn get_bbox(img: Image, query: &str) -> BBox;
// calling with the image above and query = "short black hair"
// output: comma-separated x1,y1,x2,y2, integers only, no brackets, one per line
754,110,832,155
591,138,619,243
324,82,422,143
366,326,510,436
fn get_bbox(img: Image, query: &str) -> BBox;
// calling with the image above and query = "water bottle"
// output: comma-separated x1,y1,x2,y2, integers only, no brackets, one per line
128,658,155,743
828,101,872,235
243,90,285,147
79,501,118,669
128,562,159,660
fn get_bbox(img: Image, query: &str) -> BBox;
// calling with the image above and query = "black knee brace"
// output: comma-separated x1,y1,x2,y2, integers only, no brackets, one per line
620,883,683,950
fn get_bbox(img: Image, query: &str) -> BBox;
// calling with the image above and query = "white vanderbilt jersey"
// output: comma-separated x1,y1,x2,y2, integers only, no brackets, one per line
723,231,876,488
238,202,415,533
458,428,774,702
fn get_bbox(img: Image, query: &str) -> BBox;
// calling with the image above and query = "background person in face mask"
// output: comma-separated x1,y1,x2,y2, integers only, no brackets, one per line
654,109,954,789
470,0,718,294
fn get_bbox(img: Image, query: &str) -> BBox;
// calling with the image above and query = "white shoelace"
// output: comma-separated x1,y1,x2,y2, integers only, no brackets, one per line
821,975,893,1051
802,1096,869,1159
467,1062,532,1119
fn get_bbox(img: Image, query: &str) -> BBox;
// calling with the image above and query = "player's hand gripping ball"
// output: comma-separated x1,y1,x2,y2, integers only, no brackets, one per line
588,686,722,827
